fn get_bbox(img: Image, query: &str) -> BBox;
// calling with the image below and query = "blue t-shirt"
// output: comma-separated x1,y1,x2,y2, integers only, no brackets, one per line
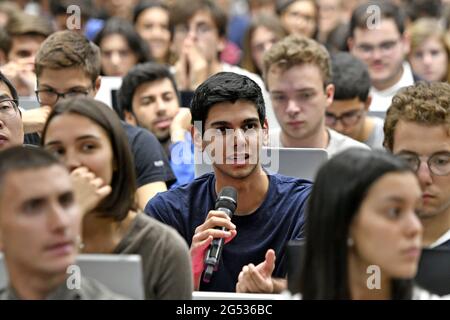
145,172,312,292
169,132,195,189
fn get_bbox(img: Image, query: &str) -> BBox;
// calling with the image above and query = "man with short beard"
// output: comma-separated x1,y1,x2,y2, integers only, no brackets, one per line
145,72,312,293
117,62,195,187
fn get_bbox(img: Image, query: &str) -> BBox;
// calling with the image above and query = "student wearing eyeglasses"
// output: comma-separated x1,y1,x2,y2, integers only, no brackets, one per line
326,52,384,149
384,81,450,249
23,31,175,209
0,71,23,151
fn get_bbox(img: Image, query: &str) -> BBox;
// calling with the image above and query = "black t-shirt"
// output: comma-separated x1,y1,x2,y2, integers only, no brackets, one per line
26,122,175,188
122,122,175,187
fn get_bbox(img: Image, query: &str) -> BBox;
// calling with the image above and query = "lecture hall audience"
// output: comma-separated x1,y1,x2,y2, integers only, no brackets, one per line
0,0,448,300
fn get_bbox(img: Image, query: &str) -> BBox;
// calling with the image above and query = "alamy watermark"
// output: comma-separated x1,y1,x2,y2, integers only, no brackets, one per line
366,5,381,30
367,265,381,290
66,264,81,290
66,5,81,31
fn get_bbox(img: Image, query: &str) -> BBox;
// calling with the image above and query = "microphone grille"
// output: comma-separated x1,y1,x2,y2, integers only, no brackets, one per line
216,186,237,212
218,186,237,202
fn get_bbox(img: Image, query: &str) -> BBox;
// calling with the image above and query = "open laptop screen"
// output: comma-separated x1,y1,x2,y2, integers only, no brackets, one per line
0,253,144,300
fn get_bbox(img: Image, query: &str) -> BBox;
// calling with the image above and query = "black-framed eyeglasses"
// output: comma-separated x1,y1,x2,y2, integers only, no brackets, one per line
35,87,92,105
0,99,19,120
325,109,363,127
397,152,450,176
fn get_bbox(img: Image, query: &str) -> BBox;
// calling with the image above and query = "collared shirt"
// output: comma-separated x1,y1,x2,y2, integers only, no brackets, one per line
428,229,450,249
0,276,128,300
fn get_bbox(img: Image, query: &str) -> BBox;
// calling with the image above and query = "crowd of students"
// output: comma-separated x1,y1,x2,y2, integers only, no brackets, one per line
0,0,449,300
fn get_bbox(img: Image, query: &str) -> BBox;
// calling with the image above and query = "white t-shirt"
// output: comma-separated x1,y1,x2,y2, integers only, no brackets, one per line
269,127,370,158
369,62,415,112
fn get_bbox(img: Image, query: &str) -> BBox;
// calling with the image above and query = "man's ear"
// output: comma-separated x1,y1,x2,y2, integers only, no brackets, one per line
191,125,203,151
325,83,335,108
217,36,226,54
401,34,411,56
124,110,137,126
347,37,355,52
364,96,372,112
0,50,7,66
93,76,101,96
262,118,269,147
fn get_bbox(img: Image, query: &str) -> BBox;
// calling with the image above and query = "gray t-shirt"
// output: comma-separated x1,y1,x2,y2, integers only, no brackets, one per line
0,276,127,300
364,117,385,149
114,213,193,300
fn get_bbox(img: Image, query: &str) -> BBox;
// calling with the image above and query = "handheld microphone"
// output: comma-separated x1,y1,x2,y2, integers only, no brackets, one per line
202,186,237,283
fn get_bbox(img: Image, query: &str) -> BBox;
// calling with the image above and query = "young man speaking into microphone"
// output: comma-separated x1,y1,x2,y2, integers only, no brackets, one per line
145,72,312,293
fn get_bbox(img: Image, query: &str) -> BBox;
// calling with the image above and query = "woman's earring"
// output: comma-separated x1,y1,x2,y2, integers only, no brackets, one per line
76,235,85,251
347,237,354,247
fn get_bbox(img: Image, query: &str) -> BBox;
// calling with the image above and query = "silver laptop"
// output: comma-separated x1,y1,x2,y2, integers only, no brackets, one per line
18,96,40,110
0,253,144,300
195,147,328,181
0,253,6,291
192,291,281,300
367,110,386,119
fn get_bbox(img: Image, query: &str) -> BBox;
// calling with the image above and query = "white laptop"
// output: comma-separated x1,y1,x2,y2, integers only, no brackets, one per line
195,147,328,181
192,291,282,300
0,253,144,300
